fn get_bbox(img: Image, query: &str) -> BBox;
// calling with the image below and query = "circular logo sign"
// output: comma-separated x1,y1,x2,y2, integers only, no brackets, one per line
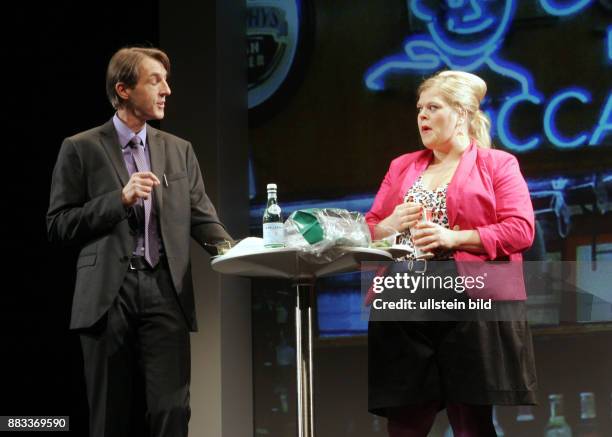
247,0,313,122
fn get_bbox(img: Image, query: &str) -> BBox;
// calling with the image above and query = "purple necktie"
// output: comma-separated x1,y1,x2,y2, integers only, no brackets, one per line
128,136,159,267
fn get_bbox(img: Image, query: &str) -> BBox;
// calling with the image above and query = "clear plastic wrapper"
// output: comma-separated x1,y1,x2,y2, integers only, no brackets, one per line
284,208,371,263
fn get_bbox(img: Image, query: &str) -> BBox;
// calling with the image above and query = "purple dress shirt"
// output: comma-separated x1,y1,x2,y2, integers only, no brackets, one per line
113,114,163,257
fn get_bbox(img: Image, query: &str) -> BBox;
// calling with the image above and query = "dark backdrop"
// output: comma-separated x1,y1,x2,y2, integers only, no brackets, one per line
4,2,159,435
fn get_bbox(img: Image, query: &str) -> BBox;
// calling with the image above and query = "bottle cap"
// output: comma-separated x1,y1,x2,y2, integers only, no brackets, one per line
267,183,277,191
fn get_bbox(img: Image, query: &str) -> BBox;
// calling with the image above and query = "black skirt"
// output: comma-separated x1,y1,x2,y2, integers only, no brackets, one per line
367,262,538,417
368,319,538,416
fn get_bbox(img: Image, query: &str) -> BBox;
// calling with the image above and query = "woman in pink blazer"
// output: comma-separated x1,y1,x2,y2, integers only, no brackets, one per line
366,71,537,437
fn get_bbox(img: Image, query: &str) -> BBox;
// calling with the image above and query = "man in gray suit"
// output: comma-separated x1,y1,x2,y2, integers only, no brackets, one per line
47,47,232,437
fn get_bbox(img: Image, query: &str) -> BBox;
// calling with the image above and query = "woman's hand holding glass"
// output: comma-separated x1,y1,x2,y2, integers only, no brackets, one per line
376,202,423,238
411,221,458,253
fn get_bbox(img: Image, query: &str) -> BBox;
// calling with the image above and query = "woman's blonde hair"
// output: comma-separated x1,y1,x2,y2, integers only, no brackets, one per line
418,70,492,148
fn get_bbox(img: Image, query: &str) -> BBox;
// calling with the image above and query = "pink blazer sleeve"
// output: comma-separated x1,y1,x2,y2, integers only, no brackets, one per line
365,162,395,237
475,154,535,260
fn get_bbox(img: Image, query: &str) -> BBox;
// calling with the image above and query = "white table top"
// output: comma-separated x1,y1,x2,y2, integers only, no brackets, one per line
210,246,392,281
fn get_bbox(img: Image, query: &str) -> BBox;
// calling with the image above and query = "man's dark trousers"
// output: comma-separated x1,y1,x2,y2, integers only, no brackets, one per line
79,258,190,437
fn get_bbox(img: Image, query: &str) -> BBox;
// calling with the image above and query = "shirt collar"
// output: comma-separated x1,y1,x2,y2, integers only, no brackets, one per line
113,113,147,149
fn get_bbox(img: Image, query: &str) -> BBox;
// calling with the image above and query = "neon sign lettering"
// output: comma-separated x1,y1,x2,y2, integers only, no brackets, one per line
364,0,611,151
590,93,612,146
544,88,591,149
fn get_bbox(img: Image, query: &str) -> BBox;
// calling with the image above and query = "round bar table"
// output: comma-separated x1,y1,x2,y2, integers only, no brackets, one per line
211,246,392,437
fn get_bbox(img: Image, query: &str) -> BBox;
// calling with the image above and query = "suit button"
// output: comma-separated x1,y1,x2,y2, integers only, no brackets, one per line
120,256,129,263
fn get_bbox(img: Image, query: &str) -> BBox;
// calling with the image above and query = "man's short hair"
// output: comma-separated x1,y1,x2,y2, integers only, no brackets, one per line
106,47,171,109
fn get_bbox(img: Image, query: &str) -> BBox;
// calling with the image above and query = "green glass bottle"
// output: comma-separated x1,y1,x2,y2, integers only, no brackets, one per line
263,183,285,248
545,394,573,437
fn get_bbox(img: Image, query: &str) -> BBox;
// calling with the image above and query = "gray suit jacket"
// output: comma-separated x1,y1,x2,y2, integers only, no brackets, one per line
47,119,231,331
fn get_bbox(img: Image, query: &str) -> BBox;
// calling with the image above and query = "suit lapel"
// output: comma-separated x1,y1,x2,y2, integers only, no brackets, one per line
446,141,477,226
147,126,165,212
99,120,130,186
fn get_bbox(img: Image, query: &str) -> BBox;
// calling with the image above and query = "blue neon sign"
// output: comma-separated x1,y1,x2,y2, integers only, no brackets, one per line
544,89,591,148
364,0,611,151
591,93,612,146
538,0,594,16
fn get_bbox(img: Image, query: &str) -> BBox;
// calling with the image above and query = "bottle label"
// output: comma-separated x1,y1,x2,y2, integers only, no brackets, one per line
263,223,285,247
268,204,281,215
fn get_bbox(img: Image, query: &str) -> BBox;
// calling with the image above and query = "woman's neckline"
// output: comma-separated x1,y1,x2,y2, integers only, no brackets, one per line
415,174,449,192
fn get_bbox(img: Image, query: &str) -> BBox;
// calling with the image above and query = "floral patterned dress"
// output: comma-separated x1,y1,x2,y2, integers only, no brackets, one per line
398,175,453,260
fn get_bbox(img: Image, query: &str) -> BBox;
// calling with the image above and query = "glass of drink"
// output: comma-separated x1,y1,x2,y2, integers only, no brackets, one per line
410,206,433,259
374,224,401,247
214,239,232,256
